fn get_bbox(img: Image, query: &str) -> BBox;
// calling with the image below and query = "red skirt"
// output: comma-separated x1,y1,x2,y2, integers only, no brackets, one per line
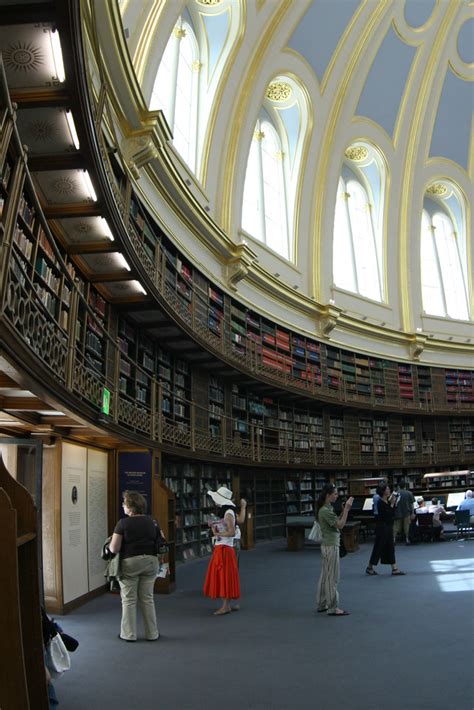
203,545,240,600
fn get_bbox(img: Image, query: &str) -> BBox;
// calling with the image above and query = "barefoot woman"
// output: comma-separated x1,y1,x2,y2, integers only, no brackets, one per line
315,484,353,616
203,487,240,615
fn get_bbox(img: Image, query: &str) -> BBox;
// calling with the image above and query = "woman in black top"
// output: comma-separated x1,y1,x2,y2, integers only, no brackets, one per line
366,483,406,576
109,490,164,641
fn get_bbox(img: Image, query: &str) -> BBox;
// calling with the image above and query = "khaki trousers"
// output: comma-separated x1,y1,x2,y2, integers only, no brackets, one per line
316,544,340,614
393,515,411,542
118,555,159,640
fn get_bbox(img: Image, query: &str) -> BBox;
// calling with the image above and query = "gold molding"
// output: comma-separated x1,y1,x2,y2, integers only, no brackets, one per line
220,0,293,234
426,182,448,196
345,146,369,161
133,0,166,85
266,81,292,102
312,1,389,302
197,0,223,5
319,304,343,337
409,334,427,360
200,3,246,187
226,242,258,291
398,3,458,331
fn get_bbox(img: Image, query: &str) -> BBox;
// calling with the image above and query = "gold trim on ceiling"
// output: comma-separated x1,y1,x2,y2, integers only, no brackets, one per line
266,81,292,101
398,3,459,332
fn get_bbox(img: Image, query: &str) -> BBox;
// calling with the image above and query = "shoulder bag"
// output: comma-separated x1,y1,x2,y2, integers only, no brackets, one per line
308,520,322,542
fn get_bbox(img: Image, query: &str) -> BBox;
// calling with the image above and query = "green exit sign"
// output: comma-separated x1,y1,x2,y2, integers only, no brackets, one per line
101,388,111,415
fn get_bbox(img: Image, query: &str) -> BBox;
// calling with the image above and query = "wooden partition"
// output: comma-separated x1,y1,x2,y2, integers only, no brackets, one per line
0,454,48,709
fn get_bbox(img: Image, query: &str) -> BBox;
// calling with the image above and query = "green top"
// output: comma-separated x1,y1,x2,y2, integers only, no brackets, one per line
318,504,340,546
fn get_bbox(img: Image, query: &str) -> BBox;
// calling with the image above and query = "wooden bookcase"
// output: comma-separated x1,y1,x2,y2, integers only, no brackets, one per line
163,461,233,562
0,455,49,710
153,476,176,593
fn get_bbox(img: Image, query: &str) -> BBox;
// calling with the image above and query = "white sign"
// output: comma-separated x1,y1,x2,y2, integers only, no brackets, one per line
61,443,88,604
87,449,108,591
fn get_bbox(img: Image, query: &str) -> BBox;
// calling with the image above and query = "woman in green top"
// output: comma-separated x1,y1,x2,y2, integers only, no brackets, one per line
315,484,353,616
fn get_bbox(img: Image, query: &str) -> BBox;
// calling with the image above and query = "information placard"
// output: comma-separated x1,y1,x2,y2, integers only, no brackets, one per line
118,451,152,517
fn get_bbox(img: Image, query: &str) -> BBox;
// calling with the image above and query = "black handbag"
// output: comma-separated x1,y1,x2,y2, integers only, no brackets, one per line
153,520,168,555
339,537,347,558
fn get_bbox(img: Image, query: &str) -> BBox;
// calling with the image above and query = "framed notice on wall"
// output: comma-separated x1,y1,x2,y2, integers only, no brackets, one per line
61,443,89,604
87,449,108,592
118,451,152,518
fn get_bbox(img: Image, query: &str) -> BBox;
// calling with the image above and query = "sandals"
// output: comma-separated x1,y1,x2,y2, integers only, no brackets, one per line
391,569,406,576
365,567,377,575
327,610,350,616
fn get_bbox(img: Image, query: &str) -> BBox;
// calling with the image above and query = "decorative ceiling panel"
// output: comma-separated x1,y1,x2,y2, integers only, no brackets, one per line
100,281,145,298
356,27,417,139
32,170,94,205
55,217,114,245
16,107,76,155
75,253,129,274
0,24,61,89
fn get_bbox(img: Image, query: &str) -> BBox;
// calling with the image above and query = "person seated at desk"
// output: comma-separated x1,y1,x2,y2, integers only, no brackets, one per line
427,497,448,541
457,490,474,523
415,496,429,514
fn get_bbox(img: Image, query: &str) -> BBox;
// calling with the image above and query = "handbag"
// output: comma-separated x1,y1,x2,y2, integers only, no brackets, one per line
46,632,71,675
153,519,168,555
308,520,322,542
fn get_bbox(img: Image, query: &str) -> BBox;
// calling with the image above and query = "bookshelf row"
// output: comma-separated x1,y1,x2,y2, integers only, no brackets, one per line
163,460,474,562
1,110,473,471
1,141,473,420
124,190,474,411
2,194,473,462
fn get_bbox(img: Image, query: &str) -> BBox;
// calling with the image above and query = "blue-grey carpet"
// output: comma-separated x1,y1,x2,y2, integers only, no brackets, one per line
54,537,474,710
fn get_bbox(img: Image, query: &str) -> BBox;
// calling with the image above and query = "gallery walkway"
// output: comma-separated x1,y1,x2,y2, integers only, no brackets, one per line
55,537,474,710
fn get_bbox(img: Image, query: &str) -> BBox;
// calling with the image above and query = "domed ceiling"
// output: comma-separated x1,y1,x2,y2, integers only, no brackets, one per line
99,1,474,364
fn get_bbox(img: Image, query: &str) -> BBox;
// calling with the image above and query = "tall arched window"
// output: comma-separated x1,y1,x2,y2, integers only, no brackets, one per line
150,21,198,171
421,200,469,319
242,120,289,259
333,149,384,302
241,77,308,262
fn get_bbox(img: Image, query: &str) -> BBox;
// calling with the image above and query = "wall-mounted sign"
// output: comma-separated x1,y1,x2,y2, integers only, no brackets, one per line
118,451,152,518
101,388,111,415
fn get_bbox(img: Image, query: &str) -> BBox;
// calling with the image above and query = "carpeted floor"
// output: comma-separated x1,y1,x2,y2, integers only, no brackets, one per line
54,536,474,710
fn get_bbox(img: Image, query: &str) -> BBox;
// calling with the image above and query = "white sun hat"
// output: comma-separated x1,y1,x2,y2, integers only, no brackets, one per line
208,486,235,507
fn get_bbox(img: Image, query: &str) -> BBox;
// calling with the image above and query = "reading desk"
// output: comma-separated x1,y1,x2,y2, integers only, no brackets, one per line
286,516,360,552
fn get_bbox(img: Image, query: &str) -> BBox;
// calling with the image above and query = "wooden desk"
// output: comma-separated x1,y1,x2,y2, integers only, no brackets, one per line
286,517,360,552
342,521,360,552
286,516,313,551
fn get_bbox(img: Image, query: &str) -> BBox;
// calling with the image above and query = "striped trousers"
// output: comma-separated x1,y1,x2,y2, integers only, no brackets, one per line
316,544,340,614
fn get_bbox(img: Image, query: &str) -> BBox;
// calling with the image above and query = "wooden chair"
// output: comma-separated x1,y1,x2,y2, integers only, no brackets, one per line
416,512,435,542
0,454,49,709
454,509,473,540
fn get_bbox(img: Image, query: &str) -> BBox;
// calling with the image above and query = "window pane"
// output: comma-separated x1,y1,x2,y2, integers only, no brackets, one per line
433,213,469,319
347,181,381,300
173,33,195,168
421,212,445,316
242,134,263,241
150,34,175,115
261,122,289,259
333,181,356,291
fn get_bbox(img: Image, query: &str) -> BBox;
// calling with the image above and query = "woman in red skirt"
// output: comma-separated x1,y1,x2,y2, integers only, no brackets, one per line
203,486,240,615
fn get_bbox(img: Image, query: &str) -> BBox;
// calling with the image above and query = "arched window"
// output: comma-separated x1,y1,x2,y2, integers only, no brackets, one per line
333,150,384,302
242,120,289,259
150,21,198,171
241,77,308,262
421,202,469,319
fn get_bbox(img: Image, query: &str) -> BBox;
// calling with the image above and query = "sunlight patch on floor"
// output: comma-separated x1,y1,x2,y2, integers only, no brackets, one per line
430,558,474,592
